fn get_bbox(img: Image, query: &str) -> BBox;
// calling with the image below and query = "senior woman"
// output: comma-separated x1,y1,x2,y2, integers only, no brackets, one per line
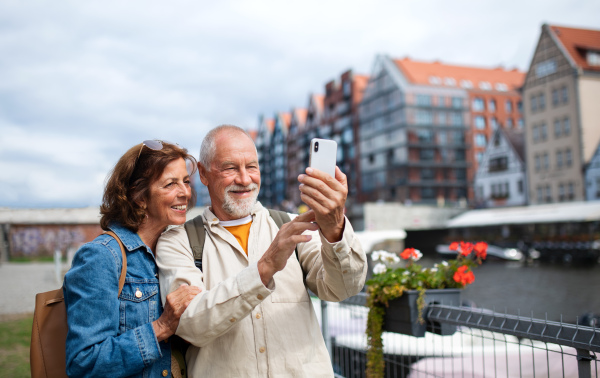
63,140,201,377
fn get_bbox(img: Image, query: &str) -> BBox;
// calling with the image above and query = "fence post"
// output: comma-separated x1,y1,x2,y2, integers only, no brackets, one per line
321,300,332,359
576,348,593,378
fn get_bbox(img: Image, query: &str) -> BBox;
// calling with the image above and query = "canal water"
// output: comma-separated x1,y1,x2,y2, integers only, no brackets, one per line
420,257,600,323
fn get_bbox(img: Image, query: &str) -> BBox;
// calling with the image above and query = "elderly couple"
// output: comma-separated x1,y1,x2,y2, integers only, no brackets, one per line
63,125,367,377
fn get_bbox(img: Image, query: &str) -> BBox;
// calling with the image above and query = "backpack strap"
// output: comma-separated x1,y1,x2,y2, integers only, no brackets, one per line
184,209,297,272
104,231,128,296
184,215,206,271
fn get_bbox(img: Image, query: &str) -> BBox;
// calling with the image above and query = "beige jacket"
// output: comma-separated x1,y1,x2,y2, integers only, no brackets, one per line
156,202,367,377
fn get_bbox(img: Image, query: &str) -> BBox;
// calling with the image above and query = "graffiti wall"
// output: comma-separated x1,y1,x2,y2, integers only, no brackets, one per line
9,224,103,258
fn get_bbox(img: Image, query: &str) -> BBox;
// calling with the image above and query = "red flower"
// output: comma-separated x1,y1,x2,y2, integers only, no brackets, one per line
453,265,475,285
459,242,473,256
474,242,488,260
400,248,415,260
449,242,459,251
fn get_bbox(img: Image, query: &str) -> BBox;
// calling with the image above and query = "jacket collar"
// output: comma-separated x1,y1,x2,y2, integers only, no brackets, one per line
107,222,147,252
203,201,265,226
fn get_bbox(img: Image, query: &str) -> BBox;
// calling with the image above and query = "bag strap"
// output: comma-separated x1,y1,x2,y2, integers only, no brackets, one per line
184,215,206,271
104,231,128,296
184,209,296,272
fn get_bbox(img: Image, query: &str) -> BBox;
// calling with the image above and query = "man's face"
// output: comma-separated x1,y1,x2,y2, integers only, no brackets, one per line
199,131,260,221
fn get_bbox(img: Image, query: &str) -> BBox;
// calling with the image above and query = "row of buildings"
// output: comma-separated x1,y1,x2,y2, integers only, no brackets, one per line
249,24,600,216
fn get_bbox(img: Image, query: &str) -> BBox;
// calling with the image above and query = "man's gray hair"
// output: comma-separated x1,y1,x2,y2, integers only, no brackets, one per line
199,125,256,170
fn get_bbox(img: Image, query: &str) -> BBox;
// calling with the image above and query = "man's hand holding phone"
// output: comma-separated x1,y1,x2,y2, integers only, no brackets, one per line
298,165,348,244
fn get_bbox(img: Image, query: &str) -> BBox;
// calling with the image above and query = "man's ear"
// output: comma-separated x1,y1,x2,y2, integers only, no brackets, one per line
198,162,209,186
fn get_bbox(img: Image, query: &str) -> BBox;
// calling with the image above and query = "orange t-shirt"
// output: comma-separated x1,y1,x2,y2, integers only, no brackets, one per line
221,216,253,255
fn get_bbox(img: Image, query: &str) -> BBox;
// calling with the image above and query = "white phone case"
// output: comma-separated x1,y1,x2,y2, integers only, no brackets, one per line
309,138,337,178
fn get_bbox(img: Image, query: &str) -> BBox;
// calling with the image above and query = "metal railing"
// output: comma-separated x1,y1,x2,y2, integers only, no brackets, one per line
318,294,600,378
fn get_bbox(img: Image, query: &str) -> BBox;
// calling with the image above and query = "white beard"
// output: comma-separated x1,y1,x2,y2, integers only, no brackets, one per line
222,183,259,218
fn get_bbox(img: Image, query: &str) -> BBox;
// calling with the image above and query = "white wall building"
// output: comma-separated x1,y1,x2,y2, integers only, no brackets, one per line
474,127,527,207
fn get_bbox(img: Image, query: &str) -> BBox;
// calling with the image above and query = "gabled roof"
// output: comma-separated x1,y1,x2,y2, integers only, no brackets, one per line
548,24,600,72
502,128,526,162
310,94,325,113
393,57,525,91
292,108,308,126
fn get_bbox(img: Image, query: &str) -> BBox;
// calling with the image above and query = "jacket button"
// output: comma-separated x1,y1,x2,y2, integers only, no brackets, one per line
257,294,263,300
162,370,169,376
259,347,266,353
255,313,261,319
135,289,142,298
230,318,236,323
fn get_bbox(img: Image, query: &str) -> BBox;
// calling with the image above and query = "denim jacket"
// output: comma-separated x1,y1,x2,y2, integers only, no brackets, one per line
64,223,171,378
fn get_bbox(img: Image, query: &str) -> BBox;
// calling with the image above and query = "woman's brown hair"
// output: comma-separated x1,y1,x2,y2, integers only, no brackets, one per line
100,141,197,231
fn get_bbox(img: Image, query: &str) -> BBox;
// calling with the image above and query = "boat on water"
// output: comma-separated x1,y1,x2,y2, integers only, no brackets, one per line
436,243,523,261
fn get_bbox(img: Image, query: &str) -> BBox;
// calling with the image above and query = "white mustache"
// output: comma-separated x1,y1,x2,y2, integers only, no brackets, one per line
225,183,258,193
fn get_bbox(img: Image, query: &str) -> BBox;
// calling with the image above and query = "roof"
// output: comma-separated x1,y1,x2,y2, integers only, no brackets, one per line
502,128,526,162
393,57,525,91
447,201,600,228
548,24,600,72
0,206,205,225
292,108,308,126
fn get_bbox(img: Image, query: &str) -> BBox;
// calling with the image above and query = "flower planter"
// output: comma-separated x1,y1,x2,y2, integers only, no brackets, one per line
383,289,461,337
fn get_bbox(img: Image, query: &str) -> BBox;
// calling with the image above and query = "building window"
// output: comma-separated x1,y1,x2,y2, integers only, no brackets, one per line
552,88,559,107
460,80,473,89
496,83,508,91
479,81,492,90
561,86,568,104
420,149,435,161
343,81,351,97
506,118,513,128
556,150,563,168
489,99,496,112
452,97,462,108
587,51,600,66
540,123,547,140
559,183,565,201
437,112,447,125
429,76,442,85
563,117,571,135
565,149,572,167
416,110,434,125
421,168,435,180
417,129,435,143
474,116,486,129
476,152,484,163
531,95,537,112
455,169,466,180
506,100,513,113
518,180,523,194
554,119,561,137
545,185,552,202
568,182,575,200
536,59,557,78
543,153,549,171
533,125,539,142
416,94,432,106
472,97,485,111
475,134,487,147
517,118,524,129
438,96,446,107
489,156,508,172
422,187,435,199
444,77,456,86
452,113,463,126
537,186,543,202
539,93,546,110
491,117,498,130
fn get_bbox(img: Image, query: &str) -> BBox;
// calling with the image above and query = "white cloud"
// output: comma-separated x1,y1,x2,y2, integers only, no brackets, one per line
0,0,599,207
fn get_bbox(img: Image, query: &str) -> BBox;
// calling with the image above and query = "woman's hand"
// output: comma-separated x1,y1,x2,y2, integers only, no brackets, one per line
152,284,201,342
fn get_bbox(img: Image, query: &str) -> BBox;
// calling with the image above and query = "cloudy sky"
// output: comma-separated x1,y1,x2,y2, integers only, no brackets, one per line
1,0,598,208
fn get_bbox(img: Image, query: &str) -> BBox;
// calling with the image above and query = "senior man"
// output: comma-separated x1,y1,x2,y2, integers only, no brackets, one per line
156,125,366,377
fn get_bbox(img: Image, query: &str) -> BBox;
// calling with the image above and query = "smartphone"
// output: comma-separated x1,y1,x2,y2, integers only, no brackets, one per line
309,138,337,178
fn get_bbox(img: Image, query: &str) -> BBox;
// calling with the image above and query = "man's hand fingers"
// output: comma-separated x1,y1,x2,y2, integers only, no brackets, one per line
292,209,315,223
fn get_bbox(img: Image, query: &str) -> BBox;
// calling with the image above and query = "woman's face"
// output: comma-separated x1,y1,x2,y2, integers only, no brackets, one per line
144,157,192,230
